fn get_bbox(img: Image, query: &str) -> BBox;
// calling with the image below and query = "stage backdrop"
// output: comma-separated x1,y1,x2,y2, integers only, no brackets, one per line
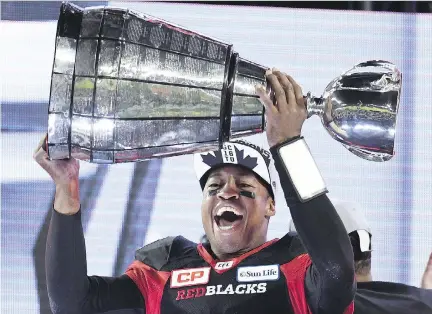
1,2,432,313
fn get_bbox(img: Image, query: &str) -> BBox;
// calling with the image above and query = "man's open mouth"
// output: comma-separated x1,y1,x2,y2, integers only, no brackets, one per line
214,207,244,231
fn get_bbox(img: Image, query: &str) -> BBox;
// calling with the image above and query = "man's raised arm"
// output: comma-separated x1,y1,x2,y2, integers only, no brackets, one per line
257,70,355,314
34,138,143,313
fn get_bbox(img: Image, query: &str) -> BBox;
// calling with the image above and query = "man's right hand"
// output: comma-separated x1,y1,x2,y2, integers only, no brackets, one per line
33,134,81,215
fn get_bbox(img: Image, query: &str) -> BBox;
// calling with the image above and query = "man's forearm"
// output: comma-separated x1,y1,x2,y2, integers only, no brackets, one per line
270,146,355,312
46,209,90,313
54,182,80,215
46,209,145,313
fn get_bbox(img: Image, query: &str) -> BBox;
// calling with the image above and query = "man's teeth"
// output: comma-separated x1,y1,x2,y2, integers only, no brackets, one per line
216,206,242,217
219,225,234,231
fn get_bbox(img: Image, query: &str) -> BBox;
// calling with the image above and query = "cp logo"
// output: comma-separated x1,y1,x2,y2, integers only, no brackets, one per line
170,267,211,288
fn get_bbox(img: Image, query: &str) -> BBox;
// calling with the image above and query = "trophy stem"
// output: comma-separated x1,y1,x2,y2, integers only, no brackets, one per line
305,92,325,118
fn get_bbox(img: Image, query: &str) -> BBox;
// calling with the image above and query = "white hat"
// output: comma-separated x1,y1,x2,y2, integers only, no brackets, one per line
194,139,275,197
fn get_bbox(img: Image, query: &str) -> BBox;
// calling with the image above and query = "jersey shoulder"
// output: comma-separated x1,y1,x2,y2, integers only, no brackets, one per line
235,232,307,268
256,232,307,264
134,235,201,271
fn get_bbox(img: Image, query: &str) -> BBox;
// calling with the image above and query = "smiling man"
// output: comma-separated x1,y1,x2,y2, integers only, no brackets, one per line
196,140,277,259
37,70,356,314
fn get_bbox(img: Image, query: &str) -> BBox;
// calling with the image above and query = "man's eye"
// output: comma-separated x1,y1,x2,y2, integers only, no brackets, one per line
208,183,220,188
239,183,253,188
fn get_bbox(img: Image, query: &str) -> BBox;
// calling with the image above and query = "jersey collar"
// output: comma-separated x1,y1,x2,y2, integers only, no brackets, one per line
197,239,278,274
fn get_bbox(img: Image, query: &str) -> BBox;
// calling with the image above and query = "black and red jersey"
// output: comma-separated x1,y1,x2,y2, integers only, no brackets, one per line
125,235,354,314
45,147,357,314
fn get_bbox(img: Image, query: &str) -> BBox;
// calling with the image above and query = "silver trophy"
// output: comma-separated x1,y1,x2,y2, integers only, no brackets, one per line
47,3,401,163
307,60,401,162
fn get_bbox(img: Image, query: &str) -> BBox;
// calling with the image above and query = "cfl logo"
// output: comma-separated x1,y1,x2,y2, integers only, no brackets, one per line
215,261,234,270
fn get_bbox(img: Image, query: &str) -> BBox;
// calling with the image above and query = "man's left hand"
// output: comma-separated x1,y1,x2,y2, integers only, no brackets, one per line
255,69,307,148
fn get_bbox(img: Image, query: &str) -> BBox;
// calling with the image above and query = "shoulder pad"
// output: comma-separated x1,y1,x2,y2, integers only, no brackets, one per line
287,233,307,256
271,233,307,261
135,236,198,271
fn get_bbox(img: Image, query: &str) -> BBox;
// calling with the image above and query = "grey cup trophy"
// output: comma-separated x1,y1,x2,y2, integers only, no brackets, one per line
47,2,401,164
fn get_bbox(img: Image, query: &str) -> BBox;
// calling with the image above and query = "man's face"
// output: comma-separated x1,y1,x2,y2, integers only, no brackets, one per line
201,165,275,256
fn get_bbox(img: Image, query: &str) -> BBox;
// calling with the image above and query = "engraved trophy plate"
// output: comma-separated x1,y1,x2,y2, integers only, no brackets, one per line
229,56,267,139
47,3,402,163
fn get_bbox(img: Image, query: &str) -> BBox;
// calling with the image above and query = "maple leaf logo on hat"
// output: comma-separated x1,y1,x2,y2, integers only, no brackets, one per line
234,146,258,169
201,146,258,170
235,139,271,167
200,151,224,168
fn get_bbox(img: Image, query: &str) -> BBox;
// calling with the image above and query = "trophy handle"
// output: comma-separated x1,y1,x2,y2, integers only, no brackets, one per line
219,48,237,149
305,92,325,119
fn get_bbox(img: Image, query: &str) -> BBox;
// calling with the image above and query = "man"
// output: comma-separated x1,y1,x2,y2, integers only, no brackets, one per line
35,70,356,313
290,201,432,313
